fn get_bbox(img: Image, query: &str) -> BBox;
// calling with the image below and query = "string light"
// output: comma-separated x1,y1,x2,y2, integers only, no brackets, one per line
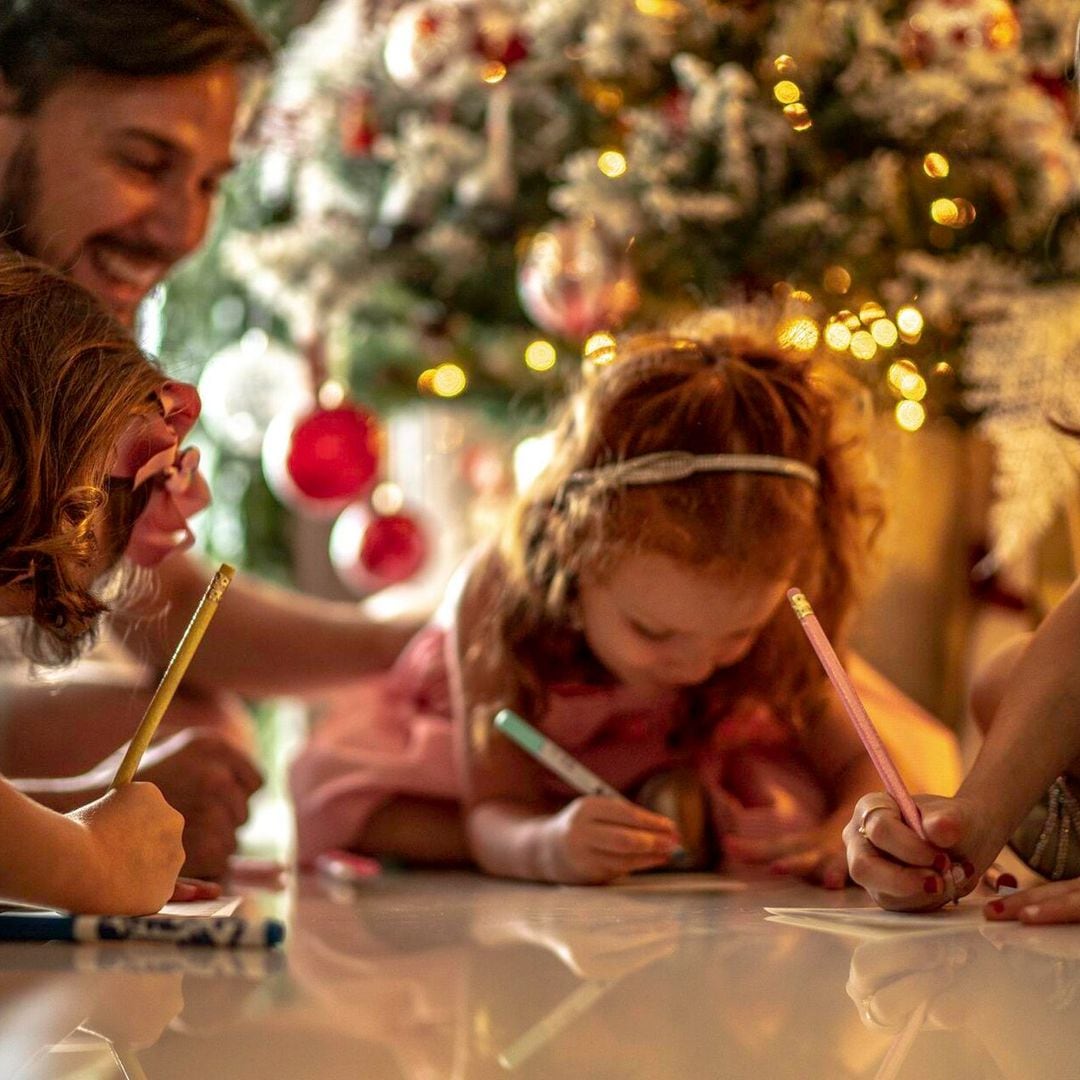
850,330,877,361
870,318,898,348
824,319,852,351
774,55,798,75
931,198,960,226
896,305,924,338
584,331,616,357
773,80,801,105
923,152,950,178
895,400,926,431
417,368,437,394
524,340,557,371
432,362,467,397
597,149,628,178
778,317,820,351
481,61,507,84
783,103,812,130
859,301,886,323
823,266,851,294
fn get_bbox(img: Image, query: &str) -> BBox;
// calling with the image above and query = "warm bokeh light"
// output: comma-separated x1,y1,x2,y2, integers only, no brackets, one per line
859,301,886,324
870,318,898,348
773,80,801,104
895,399,926,431
584,331,616,357
778,317,820,351
774,55,798,75
597,149,628,178
371,481,405,516
931,198,960,226
823,266,851,294
318,379,346,409
923,152,950,179
849,330,877,361
824,319,853,352
524,339,557,371
896,305,924,337
783,103,812,130
432,362,468,397
481,61,507,84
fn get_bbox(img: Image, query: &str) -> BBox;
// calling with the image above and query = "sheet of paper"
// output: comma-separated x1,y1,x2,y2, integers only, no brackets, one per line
158,896,243,917
763,897,1006,936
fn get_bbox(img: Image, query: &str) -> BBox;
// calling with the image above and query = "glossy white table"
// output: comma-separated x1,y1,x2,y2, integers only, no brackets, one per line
1,870,1076,1079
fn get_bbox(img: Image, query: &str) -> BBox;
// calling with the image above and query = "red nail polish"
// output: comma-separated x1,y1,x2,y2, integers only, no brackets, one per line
923,876,940,894
988,900,1006,914
997,873,1018,891
962,861,976,878
932,853,949,873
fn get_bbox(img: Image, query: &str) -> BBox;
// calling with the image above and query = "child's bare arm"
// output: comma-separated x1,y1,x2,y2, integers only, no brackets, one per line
449,551,677,883
0,776,185,914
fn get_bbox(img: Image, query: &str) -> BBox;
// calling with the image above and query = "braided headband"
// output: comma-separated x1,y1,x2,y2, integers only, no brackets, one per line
558,451,819,501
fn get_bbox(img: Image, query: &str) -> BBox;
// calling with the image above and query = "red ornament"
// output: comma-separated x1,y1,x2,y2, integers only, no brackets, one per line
340,91,378,157
262,402,381,518
330,502,429,594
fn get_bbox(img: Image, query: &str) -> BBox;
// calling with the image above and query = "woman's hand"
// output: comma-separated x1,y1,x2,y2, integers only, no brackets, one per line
985,878,1080,924
540,796,682,884
842,792,1004,911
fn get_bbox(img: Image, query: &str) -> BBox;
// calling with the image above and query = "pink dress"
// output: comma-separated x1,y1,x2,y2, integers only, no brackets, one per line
290,620,829,866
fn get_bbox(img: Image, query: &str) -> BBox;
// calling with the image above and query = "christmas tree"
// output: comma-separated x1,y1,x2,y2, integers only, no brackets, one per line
165,0,1080,580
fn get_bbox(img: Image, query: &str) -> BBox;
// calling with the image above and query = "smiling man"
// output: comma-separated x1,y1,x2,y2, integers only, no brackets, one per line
0,1,419,878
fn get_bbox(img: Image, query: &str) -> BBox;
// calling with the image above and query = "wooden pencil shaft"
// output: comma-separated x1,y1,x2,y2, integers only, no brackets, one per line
110,564,235,788
787,589,925,839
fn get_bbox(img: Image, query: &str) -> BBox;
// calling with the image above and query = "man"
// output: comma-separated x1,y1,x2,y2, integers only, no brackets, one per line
0,1,417,876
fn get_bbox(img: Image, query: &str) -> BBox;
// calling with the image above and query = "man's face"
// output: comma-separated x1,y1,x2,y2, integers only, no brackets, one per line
0,64,240,326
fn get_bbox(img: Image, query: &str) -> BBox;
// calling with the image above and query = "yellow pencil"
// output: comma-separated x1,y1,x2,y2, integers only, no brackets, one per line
110,563,235,788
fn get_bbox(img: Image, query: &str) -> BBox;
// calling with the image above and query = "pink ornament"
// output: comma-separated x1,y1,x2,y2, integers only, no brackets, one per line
517,219,640,342
262,402,381,518
330,502,429,595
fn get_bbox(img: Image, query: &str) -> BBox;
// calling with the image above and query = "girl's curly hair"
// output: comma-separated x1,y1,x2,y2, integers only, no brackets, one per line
0,253,166,664
484,322,883,748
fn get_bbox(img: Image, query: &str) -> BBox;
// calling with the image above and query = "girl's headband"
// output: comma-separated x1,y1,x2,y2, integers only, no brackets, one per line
557,451,820,503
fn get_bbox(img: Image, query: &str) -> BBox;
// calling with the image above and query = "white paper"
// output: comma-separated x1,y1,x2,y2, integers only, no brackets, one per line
158,896,243,917
763,897,1006,937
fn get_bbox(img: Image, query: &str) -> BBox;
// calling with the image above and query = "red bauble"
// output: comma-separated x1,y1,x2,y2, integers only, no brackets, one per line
330,502,429,595
340,91,378,156
263,403,381,518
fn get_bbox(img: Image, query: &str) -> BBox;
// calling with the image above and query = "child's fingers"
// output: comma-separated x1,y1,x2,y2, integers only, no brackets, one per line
589,822,681,859
589,798,680,837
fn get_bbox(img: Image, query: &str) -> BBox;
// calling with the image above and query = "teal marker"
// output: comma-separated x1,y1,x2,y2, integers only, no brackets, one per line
493,709,625,799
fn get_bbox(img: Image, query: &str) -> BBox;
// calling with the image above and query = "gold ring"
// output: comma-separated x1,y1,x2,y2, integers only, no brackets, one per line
856,801,892,838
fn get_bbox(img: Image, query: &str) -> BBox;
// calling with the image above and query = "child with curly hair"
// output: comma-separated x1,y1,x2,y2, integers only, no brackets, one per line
292,324,961,885
0,253,210,913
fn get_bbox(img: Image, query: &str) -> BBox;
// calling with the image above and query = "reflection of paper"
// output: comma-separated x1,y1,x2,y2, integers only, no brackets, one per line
764,898,1008,937
158,896,243,917
608,874,747,893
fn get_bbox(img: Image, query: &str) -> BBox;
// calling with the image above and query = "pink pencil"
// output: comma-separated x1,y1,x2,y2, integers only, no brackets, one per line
786,588,925,839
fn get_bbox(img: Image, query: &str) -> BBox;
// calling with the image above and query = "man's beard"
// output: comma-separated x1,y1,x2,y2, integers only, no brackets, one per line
0,134,46,262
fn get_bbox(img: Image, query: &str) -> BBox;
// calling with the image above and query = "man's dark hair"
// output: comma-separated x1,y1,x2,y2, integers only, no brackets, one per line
0,0,274,113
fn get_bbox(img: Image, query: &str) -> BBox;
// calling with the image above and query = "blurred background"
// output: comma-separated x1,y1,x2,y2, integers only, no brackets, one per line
151,0,1080,763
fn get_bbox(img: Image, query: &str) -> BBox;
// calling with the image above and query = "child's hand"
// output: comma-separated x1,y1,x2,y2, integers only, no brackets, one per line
69,783,186,915
842,792,998,911
541,796,682,884
723,825,849,889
